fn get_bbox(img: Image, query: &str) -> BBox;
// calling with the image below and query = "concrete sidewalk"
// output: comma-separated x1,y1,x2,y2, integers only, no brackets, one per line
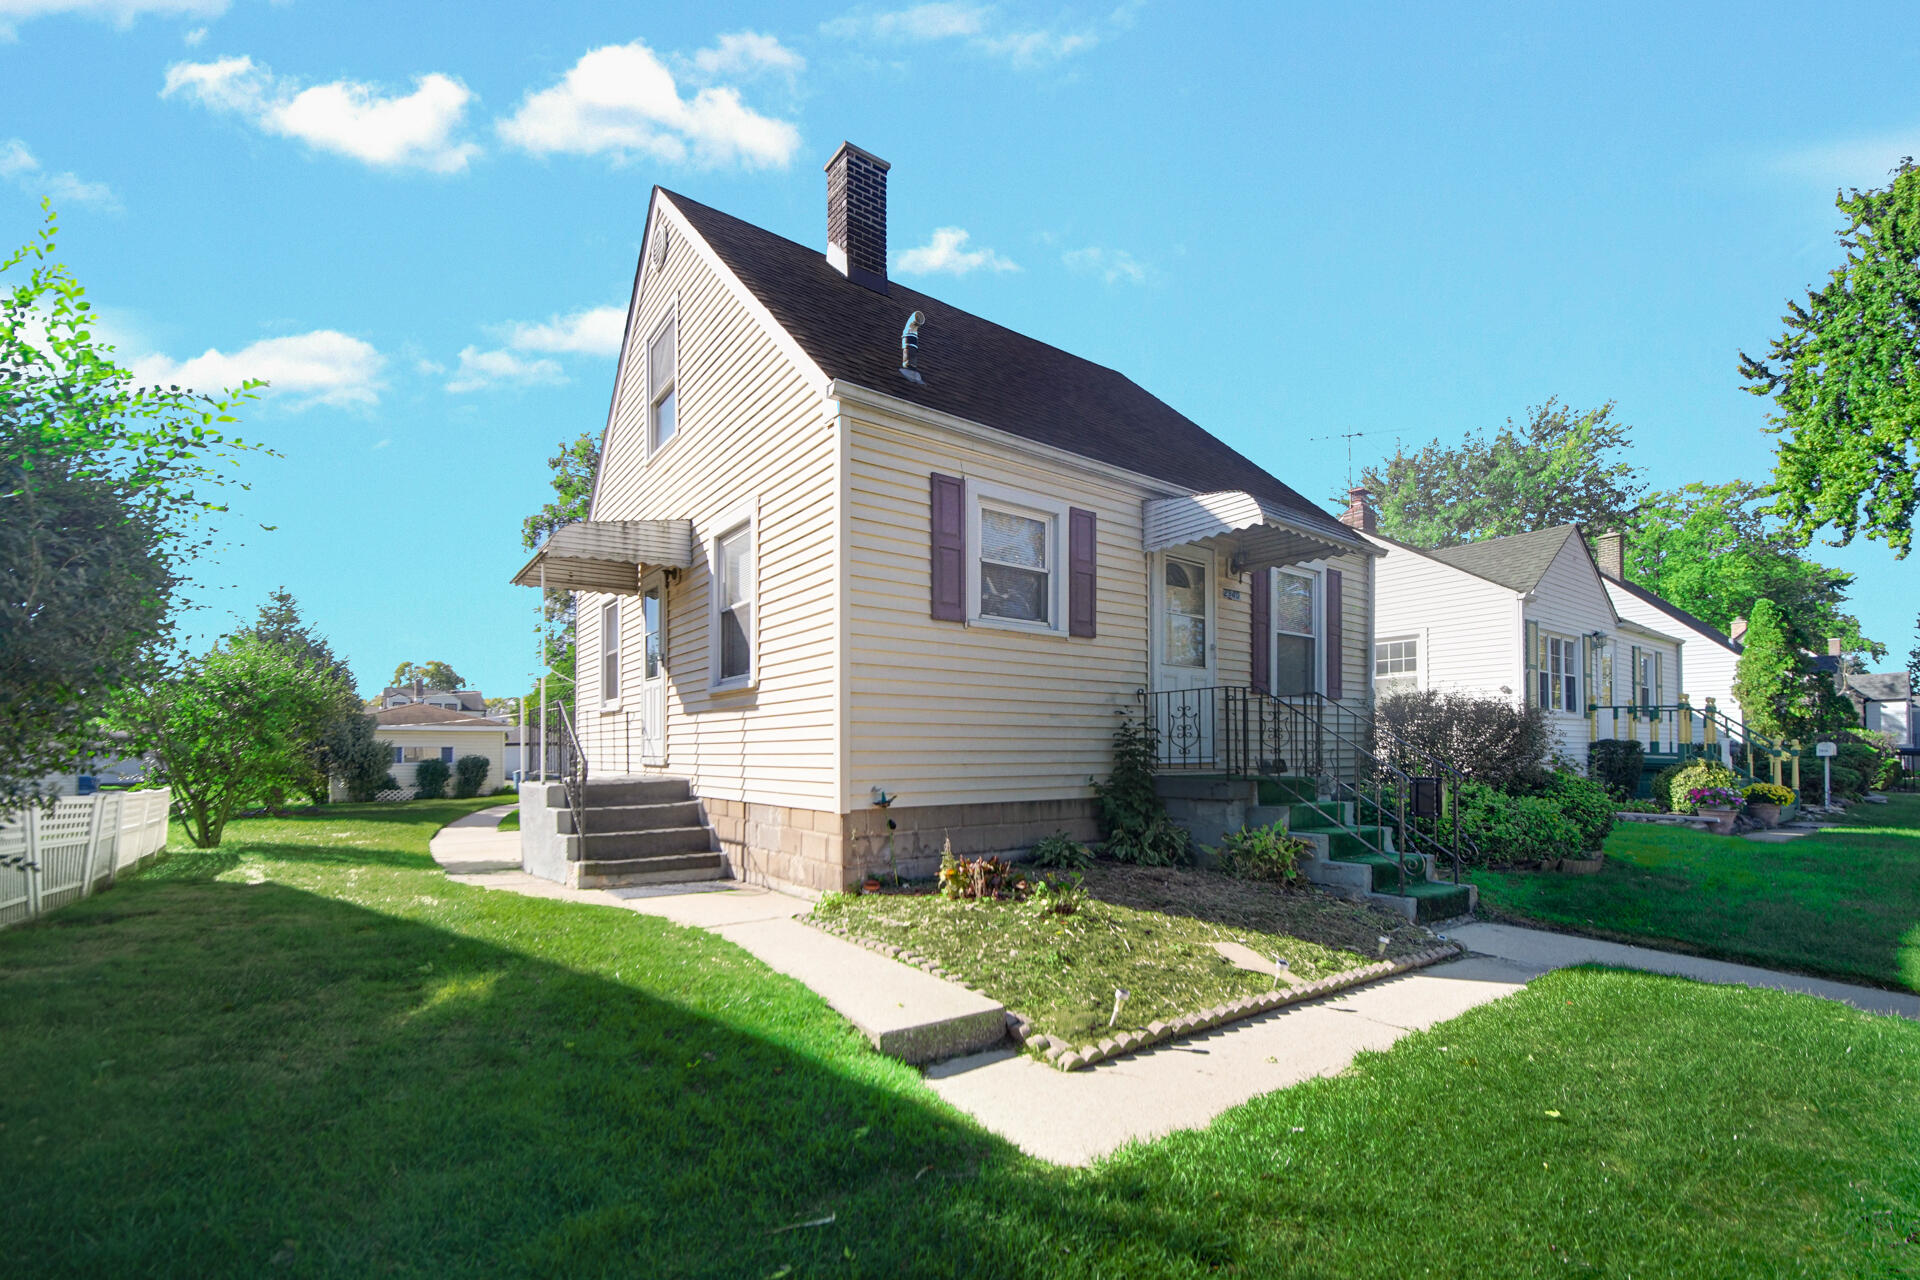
427,812,1007,1063
429,809,1919,1165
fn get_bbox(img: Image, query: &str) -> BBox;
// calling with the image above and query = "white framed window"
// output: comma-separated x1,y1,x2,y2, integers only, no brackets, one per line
395,746,452,764
600,599,622,707
1162,555,1209,668
1374,635,1419,694
1537,633,1580,712
1272,567,1318,697
647,312,677,454
708,504,756,690
965,480,1069,635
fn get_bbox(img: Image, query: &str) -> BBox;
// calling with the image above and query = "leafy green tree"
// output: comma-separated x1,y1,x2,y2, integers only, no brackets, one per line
1741,159,1920,556
1731,598,1855,743
237,590,367,803
1,206,263,816
324,711,394,803
388,660,467,691
1619,481,1882,658
1360,399,1644,546
1908,619,1920,696
110,634,352,847
521,431,599,705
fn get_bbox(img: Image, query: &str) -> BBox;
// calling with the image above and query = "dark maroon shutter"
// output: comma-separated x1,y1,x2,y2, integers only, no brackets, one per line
1067,508,1097,638
1250,569,1271,694
1324,568,1344,701
930,473,965,622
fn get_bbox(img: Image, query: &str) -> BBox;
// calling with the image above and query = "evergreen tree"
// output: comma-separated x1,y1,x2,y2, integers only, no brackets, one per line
1732,599,1855,742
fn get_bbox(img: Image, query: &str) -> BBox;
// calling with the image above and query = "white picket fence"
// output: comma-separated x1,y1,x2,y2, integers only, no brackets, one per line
0,789,172,929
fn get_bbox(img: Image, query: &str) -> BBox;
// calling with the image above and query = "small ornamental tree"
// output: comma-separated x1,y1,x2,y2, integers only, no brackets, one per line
1732,599,1856,742
109,635,351,848
327,713,394,803
413,757,451,800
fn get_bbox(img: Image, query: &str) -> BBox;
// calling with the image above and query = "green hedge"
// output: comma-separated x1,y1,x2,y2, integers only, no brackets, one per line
1456,782,1584,866
413,757,451,800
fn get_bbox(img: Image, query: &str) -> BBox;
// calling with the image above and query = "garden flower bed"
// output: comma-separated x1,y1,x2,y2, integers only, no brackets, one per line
806,864,1457,1070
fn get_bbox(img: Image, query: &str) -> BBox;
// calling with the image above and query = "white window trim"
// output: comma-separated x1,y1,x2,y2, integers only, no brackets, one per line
707,498,758,693
599,598,622,711
1541,630,1581,715
645,296,681,464
964,478,1071,637
1150,549,1218,679
1373,633,1421,683
1267,562,1325,696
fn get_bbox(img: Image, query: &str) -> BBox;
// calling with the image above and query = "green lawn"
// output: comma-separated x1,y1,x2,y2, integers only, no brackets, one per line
813,864,1428,1045
1473,793,1920,993
5,801,1919,1277
496,804,520,832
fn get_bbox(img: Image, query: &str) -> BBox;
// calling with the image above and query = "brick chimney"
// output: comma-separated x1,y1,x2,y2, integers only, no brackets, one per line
1829,637,1844,658
1339,486,1376,534
1728,616,1747,644
1596,530,1625,582
825,141,890,294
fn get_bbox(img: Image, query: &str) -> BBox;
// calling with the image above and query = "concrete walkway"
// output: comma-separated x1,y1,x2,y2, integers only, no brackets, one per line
427,812,1006,1063
429,810,1919,1166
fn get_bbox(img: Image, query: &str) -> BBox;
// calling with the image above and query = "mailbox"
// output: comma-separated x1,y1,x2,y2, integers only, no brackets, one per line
1411,776,1441,818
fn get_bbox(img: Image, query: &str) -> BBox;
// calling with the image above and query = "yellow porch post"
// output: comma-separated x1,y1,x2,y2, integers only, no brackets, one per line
1771,751,1783,786
1791,745,1802,794
1588,704,1597,742
1679,694,1693,752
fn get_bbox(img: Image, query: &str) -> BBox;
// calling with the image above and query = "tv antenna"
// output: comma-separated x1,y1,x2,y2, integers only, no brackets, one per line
1307,428,1396,487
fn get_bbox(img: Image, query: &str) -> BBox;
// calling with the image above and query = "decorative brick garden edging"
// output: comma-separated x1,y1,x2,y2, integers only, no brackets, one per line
804,912,1464,1072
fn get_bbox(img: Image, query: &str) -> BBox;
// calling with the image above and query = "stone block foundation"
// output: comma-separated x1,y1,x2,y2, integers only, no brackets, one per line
700,795,1101,895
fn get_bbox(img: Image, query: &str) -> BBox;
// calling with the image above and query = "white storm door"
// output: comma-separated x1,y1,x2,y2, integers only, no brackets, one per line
638,576,666,763
1150,550,1217,767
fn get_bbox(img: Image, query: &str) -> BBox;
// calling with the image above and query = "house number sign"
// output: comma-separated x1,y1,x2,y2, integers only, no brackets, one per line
1221,588,1243,601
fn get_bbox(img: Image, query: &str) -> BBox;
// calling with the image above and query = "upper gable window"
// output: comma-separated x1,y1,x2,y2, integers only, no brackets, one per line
648,314,677,453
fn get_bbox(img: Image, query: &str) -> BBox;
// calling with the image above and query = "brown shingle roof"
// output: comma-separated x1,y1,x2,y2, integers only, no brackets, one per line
373,705,504,727
663,189,1361,551
1424,525,1581,594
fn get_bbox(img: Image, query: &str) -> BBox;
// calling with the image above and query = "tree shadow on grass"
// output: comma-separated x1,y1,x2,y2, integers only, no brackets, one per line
0,870,1238,1279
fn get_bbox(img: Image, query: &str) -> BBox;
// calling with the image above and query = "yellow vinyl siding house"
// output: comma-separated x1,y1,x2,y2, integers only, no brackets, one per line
515,144,1379,894
330,704,508,800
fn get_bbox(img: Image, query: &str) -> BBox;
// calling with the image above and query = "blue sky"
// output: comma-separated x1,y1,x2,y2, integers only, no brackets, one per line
6,0,1918,696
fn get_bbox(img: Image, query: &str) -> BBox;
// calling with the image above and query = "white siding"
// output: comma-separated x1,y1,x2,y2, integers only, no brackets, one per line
1605,580,1743,727
573,198,839,811
1371,538,1522,701
375,728,508,791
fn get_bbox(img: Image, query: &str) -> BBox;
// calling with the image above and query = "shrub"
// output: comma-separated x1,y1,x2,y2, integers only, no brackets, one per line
1092,716,1193,866
1651,762,1689,812
453,753,491,799
1376,688,1551,792
1217,824,1308,887
1030,830,1093,870
1666,761,1737,813
1744,782,1794,805
413,757,451,800
1586,738,1645,798
938,840,1018,900
1455,781,1583,866
1536,769,1614,849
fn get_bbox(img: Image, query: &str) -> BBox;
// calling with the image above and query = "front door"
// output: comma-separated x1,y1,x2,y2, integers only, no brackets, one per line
1150,549,1216,766
638,575,666,763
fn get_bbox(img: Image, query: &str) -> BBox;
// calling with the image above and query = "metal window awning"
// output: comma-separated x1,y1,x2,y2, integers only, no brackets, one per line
511,519,696,593
1142,491,1368,572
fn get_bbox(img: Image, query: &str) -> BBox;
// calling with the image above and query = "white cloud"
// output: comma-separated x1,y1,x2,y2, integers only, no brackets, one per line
162,55,480,174
1062,245,1145,284
130,330,388,408
444,345,565,394
823,2,1101,69
0,0,224,38
503,304,627,357
0,137,119,207
895,226,1019,276
182,22,204,44
689,30,805,81
1774,128,1920,189
497,39,800,169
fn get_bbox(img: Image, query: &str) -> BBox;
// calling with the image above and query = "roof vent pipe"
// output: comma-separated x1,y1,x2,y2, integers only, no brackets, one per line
900,311,925,382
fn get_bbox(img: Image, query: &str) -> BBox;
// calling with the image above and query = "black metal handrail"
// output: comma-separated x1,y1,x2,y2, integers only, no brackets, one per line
553,700,588,843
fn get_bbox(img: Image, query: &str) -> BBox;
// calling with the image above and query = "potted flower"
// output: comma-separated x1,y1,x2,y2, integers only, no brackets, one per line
1687,785,1745,834
1743,782,1794,827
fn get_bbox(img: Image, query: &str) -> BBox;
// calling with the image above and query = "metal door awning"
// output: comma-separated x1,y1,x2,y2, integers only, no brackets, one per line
1142,491,1370,572
511,519,696,593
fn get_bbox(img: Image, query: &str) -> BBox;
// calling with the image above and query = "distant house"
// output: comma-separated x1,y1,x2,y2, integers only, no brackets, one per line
378,681,501,718
1592,530,1745,729
1845,672,1915,748
1365,519,1688,763
331,704,508,799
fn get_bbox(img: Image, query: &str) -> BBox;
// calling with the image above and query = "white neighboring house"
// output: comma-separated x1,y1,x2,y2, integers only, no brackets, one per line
379,683,500,717
1364,520,1687,763
1846,672,1916,748
1591,530,1746,729
330,704,508,799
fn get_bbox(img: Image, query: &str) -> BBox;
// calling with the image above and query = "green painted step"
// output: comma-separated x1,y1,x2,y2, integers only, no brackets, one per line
1285,802,1351,831
1258,776,1317,806
1402,880,1473,924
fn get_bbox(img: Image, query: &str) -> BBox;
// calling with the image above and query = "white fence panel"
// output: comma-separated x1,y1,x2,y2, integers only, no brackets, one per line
0,789,172,930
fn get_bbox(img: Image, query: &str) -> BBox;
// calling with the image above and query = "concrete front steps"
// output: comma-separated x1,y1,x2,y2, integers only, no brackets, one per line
533,776,725,888
1157,773,1475,924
